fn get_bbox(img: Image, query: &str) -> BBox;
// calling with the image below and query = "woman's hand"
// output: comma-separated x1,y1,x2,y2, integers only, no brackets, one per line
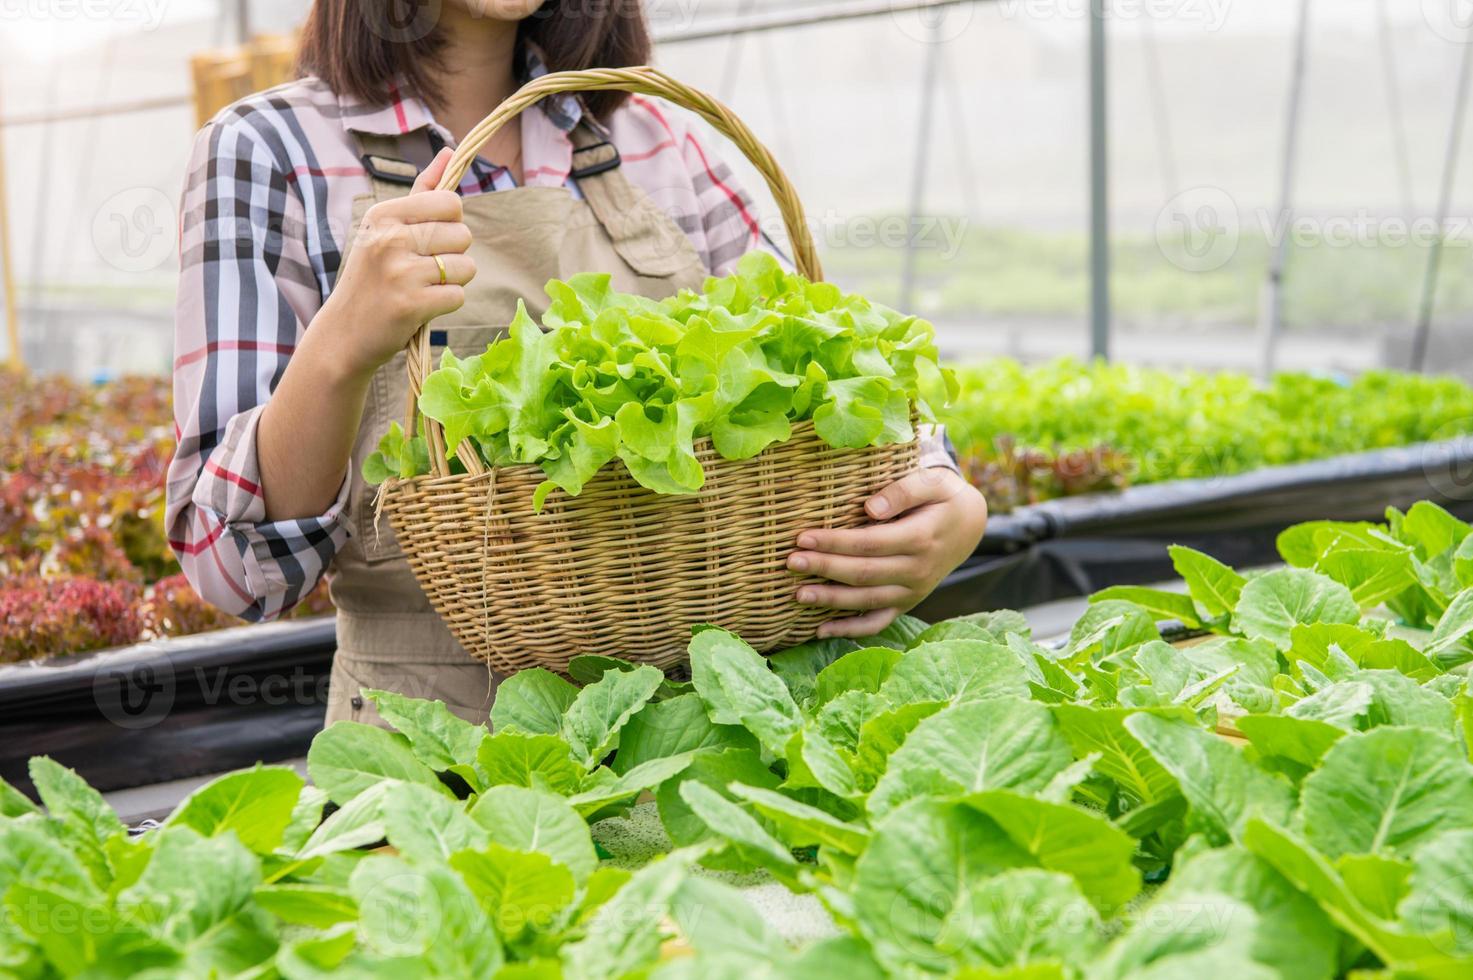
318,147,477,379
788,468,988,638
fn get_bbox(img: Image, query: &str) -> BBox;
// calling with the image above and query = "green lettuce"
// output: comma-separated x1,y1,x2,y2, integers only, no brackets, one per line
12,499,1473,977
364,251,953,503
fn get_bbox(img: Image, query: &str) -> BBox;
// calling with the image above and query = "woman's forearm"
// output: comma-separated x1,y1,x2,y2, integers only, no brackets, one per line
257,306,375,521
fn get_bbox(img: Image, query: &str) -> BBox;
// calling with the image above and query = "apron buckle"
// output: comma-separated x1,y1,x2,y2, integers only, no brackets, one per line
569,141,622,180
361,153,419,187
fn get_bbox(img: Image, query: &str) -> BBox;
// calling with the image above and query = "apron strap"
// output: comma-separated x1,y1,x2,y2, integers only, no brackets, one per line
568,121,698,277
353,120,699,277
353,131,435,199
569,122,622,180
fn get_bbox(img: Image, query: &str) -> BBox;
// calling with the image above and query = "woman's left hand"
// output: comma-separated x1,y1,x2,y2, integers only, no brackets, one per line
788,468,989,638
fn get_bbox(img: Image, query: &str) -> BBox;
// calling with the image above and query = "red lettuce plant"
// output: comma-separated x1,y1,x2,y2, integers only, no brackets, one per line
960,436,1131,514
2,367,335,662
0,578,144,663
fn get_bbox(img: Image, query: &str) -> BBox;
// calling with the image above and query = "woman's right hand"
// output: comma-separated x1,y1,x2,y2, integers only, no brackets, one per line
320,147,477,378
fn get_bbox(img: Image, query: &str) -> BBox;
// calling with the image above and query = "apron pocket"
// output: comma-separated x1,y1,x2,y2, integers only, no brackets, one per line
607,198,706,279
326,653,497,729
354,350,410,563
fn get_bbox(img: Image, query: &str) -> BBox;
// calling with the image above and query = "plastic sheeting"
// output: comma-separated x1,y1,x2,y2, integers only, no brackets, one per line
0,619,333,797
917,437,1473,620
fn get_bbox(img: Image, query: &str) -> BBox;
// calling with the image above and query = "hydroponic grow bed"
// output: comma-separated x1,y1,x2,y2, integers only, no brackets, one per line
920,435,1473,621
5,499,1473,976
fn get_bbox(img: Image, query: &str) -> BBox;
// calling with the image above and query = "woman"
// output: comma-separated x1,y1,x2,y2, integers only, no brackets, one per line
166,0,988,726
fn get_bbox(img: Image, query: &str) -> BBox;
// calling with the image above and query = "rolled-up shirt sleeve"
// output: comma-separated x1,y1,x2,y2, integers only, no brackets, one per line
918,424,959,472
166,113,349,622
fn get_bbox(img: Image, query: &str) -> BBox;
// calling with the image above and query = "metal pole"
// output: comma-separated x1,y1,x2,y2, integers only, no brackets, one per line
940,43,980,219
26,72,59,347
1411,31,1473,373
1376,0,1415,217
0,82,18,369
657,0,972,44
1256,0,1312,381
234,0,251,43
1141,17,1179,201
1,0,983,130
718,0,758,100
0,94,191,129
1088,0,1110,360
900,18,944,313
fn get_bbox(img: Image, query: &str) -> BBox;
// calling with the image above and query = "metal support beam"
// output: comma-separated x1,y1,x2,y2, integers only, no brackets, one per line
657,0,972,45
1376,0,1415,216
900,18,945,313
0,82,18,368
1256,0,1312,381
1088,0,1110,360
234,0,251,43
1,0,981,130
0,94,190,130
1411,30,1473,373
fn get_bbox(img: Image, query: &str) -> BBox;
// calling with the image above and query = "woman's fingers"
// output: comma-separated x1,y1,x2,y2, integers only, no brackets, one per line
412,146,455,194
405,221,473,256
817,608,902,639
788,549,917,588
865,467,961,520
796,583,911,612
422,284,468,320
795,512,930,558
376,189,464,225
424,252,476,287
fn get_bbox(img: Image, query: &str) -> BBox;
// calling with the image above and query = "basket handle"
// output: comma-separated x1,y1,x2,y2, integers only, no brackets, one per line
403,66,820,478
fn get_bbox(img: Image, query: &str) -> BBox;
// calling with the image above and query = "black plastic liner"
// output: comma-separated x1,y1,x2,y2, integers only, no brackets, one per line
0,619,334,798
916,437,1473,621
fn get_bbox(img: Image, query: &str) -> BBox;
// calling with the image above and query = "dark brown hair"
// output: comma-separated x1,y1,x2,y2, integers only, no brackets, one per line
297,1,651,120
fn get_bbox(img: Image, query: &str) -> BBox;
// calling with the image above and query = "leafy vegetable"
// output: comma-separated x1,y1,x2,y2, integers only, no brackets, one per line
946,358,1473,512
9,499,1473,976
366,251,953,502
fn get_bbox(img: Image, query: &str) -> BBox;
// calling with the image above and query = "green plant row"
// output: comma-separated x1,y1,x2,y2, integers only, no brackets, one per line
8,499,1473,977
365,252,952,506
946,359,1473,510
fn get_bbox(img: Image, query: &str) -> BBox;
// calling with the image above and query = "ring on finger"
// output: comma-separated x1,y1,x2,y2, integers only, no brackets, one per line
432,254,447,286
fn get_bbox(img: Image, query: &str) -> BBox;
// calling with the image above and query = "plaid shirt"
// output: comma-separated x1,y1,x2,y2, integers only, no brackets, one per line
168,69,955,622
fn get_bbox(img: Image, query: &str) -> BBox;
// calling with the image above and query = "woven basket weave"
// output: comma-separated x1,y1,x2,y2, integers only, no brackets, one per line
381,67,921,674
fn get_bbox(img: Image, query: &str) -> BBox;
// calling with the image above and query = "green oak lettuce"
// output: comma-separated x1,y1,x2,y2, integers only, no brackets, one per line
365,251,954,504
948,358,1473,511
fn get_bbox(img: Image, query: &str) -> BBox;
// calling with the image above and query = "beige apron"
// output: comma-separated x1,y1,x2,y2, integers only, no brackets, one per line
324,122,708,728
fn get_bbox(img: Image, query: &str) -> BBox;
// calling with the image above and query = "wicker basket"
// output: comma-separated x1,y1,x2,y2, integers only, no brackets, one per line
381,67,921,674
